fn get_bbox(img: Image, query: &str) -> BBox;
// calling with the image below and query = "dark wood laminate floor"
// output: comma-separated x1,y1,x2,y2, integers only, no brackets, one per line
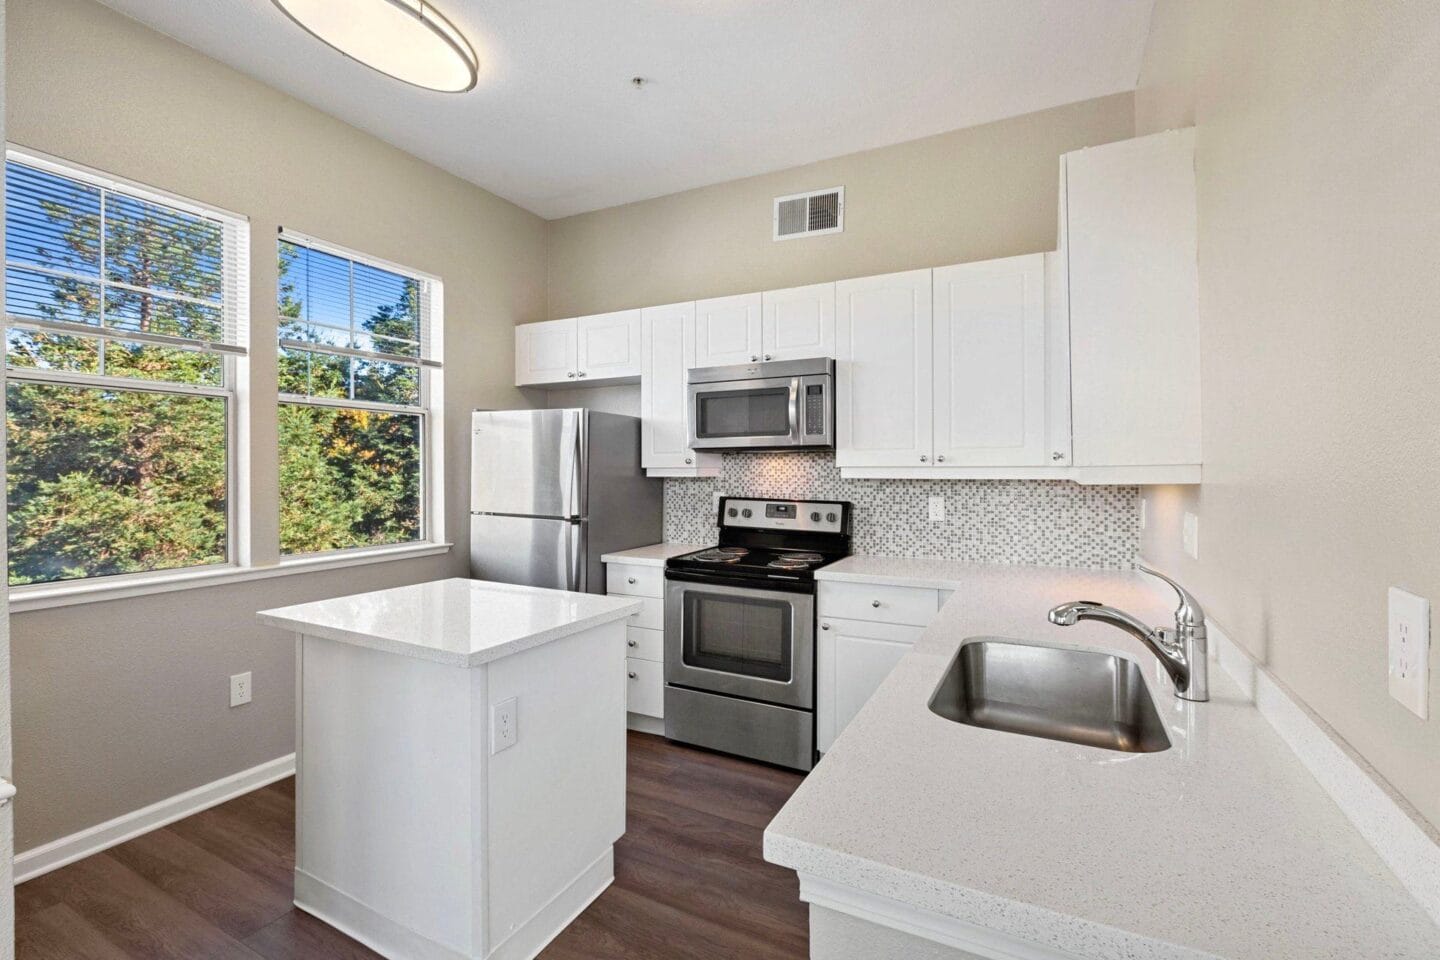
15,732,809,960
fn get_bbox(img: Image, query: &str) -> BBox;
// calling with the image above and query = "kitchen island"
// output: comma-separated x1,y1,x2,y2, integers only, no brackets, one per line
258,578,641,960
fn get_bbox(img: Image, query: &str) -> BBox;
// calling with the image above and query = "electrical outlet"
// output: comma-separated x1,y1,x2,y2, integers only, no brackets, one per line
1388,588,1430,719
1182,512,1199,560
491,697,518,753
229,672,252,708
927,496,945,523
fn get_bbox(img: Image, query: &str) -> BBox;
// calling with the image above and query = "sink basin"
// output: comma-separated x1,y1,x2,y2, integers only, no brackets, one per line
928,638,1171,753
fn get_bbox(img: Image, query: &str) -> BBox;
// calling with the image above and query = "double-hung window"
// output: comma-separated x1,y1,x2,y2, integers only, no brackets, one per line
4,149,249,587
276,232,443,556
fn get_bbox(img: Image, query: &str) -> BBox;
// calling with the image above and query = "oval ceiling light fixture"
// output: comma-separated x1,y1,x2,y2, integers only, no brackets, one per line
272,0,479,93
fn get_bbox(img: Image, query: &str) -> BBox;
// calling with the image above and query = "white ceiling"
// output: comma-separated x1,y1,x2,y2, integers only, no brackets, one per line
98,1,1155,219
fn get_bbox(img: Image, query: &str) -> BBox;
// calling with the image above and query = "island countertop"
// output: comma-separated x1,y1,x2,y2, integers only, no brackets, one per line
766,562,1440,960
258,577,641,667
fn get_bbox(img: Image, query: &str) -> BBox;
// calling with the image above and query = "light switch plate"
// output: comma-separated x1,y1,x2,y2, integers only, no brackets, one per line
229,672,251,708
491,697,518,753
1182,512,1199,560
1388,588,1430,719
928,496,945,522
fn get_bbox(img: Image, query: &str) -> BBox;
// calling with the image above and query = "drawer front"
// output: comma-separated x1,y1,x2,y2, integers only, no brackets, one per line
818,581,940,626
626,596,663,631
626,625,664,662
607,563,664,598
626,657,665,718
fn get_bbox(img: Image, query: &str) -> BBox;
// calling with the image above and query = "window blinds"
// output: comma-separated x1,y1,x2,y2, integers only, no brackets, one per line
276,229,440,372
4,151,249,356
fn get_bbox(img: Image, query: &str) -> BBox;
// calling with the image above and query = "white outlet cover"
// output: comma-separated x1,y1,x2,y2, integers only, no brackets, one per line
1139,498,1148,529
1388,587,1430,719
491,696,518,753
1182,512,1199,560
928,496,945,523
229,672,252,708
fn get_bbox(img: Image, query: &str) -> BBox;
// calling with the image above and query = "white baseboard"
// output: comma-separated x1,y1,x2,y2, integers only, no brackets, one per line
1205,619,1440,926
14,753,296,884
626,712,664,736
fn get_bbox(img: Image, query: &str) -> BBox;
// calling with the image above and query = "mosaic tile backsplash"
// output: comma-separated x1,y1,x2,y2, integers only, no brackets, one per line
663,453,1140,569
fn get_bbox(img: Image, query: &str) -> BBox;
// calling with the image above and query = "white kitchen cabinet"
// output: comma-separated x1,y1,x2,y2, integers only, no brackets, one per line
514,317,577,386
816,617,924,753
608,561,667,722
576,310,642,381
514,310,641,386
761,282,835,361
639,302,721,476
694,292,763,367
1063,128,1201,479
834,269,934,468
932,254,1052,467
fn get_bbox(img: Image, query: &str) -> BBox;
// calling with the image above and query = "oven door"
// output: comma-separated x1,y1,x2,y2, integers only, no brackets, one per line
665,577,815,709
688,375,803,449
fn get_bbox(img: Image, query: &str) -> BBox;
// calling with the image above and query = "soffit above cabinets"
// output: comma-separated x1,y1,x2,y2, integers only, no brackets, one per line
95,0,1153,219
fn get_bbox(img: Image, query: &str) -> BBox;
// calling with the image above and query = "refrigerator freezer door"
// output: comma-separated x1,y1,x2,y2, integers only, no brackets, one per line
471,410,584,518
470,514,584,591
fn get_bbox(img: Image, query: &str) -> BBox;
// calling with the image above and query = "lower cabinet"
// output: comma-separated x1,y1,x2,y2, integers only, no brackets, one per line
816,616,926,753
607,561,666,723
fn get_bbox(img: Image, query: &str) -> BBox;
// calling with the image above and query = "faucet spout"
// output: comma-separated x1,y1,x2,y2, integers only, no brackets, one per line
1047,568,1210,702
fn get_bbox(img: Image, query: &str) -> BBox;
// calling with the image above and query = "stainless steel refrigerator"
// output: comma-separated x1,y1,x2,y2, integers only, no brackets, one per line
470,409,662,592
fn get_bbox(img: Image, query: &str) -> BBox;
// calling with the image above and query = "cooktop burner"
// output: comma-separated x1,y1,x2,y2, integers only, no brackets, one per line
691,548,747,564
665,497,853,586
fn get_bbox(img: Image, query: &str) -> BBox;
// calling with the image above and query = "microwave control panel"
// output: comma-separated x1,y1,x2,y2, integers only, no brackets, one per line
804,385,826,435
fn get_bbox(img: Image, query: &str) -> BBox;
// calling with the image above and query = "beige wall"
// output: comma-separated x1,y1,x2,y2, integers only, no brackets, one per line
7,0,547,850
546,94,1134,318
1136,0,1440,827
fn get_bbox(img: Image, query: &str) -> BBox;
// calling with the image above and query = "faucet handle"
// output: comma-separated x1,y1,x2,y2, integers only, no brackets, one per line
1137,564,1205,627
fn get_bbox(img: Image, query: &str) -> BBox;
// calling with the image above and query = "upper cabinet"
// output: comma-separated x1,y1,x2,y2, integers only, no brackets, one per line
640,302,721,477
1063,128,1200,481
515,309,642,386
835,269,934,468
761,282,836,362
693,293,763,367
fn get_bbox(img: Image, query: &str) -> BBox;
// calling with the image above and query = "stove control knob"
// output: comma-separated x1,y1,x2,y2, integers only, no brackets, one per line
741,508,753,518
810,511,821,522
727,507,738,517
826,512,838,523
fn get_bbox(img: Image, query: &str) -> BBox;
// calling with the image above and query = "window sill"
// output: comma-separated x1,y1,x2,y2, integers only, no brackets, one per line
8,542,454,614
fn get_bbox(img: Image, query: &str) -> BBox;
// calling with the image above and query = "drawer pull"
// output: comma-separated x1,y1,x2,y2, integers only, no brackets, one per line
627,577,637,584
872,600,881,608
627,639,638,647
821,623,830,630
628,671,638,680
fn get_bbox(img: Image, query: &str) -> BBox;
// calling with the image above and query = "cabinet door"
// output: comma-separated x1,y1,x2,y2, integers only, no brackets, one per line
761,282,835,361
816,617,923,752
834,269,933,468
694,292,762,367
577,309,641,381
641,302,715,472
1065,128,1201,467
515,318,577,386
932,255,1048,466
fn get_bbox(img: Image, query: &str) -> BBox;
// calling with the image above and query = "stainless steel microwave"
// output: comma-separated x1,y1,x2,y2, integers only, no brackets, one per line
687,358,834,450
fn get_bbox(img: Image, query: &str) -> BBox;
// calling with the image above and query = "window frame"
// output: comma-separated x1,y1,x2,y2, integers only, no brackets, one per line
274,228,445,559
4,145,250,590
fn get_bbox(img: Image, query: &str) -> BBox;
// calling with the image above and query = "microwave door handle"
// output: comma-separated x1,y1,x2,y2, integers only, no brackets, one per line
789,379,800,440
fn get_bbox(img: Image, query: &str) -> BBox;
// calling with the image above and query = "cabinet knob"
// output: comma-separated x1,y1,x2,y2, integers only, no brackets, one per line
750,355,759,362
821,623,830,630
872,600,881,608
577,371,587,378
627,577,637,584
919,455,929,463
628,671,638,680
684,457,693,465
936,455,946,463
567,371,576,378
1052,451,1065,461
627,639,638,647
763,354,772,361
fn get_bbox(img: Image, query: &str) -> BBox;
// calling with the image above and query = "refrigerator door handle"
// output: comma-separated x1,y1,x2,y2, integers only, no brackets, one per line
559,412,585,520
568,520,585,592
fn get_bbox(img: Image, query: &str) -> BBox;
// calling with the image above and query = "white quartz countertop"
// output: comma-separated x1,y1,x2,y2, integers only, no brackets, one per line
600,542,706,567
766,562,1440,960
258,577,641,667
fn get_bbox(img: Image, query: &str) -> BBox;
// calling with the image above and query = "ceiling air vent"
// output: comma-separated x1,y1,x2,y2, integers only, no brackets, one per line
773,187,844,241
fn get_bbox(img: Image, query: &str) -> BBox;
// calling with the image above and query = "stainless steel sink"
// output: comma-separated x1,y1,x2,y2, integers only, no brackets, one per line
928,638,1171,753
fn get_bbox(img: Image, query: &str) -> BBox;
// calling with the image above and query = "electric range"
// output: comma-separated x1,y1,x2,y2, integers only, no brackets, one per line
662,497,852,770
